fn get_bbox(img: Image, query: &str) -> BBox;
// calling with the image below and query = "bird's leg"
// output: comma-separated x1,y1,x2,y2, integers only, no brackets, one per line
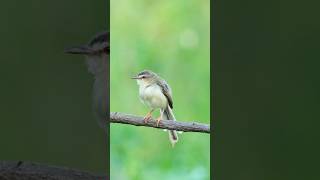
156,110,163,127
143,109,154,123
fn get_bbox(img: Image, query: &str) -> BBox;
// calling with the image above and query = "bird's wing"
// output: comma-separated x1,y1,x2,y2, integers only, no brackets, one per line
157,80,173,109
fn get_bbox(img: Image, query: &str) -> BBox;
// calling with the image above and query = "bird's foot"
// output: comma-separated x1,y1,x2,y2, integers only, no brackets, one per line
156,116,162,127
143,113,152,123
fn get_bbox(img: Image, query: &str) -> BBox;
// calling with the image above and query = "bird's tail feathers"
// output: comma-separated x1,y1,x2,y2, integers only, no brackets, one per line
163,106,178,147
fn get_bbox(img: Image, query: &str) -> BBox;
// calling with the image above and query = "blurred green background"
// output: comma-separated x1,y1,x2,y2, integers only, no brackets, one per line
0,0,107,173
110,0,210,179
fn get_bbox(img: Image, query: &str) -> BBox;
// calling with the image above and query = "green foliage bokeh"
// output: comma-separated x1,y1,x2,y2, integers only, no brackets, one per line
110,0,210,179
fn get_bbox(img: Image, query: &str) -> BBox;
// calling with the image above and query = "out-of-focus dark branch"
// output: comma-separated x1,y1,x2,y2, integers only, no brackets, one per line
110,112,211,134
0,161,106,180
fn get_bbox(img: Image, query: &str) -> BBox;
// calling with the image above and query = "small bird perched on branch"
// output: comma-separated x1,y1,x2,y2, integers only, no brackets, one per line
131,70,179,147
64,31,109,133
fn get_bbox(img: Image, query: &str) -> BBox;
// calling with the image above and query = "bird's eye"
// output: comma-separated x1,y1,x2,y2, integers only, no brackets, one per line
141,76,145,79
104,47,110,54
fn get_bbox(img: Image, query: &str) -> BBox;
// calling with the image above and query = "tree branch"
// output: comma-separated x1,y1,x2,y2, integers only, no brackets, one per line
110,112,211,134
0,161,106,180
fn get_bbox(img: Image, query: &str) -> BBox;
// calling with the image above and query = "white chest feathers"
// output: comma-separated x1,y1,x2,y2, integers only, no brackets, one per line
139,84,168,109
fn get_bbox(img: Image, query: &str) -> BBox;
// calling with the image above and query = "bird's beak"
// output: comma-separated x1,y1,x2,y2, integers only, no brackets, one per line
64,45,94,55
131,76,141,79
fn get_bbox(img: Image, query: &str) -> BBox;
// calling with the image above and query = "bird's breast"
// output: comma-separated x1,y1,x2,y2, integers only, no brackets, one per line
92,77,108,128
139,85,167,109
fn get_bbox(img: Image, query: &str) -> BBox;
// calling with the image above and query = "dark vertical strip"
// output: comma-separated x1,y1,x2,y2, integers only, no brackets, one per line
211,1,214,179
105,0,110,178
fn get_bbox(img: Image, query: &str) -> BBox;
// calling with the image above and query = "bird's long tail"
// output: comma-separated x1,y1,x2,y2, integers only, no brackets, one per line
163,106,178,147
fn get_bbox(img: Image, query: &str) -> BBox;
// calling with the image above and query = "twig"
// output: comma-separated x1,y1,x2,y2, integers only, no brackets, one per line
0,161,106,180
110,112,210,134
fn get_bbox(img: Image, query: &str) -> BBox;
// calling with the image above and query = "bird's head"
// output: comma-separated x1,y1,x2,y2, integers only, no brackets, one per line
64,31,109,75
64,31,109,56
131,70,157,87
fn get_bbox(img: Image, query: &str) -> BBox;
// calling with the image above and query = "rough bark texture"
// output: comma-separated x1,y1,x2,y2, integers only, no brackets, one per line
110,112,211,134
0,161,106,180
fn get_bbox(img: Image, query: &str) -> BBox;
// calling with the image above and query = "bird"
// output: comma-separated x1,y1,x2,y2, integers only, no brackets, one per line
64,31,109,134
131,70,178,147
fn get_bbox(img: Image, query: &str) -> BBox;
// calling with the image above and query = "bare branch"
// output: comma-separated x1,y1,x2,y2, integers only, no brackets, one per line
0,161,106,180
110,112,211,134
